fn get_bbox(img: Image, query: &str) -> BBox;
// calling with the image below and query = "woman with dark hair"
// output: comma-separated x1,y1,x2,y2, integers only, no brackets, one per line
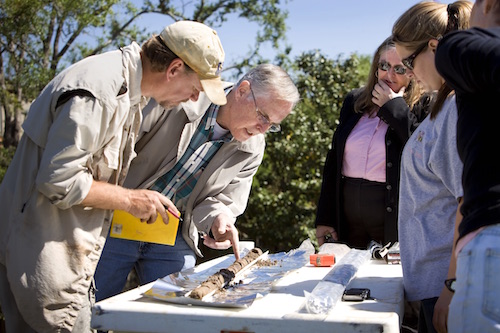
315,37,429,249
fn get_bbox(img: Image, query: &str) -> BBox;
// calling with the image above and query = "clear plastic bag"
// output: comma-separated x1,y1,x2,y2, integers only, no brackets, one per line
304,248,371,314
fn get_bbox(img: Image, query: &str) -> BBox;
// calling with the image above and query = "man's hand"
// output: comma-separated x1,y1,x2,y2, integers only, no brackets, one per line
80,181,179,224
316,225,338,246
203,213,240,260
126,189,179,225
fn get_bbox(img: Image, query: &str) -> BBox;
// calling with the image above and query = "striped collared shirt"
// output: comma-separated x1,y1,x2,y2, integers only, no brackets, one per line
149,104,232,210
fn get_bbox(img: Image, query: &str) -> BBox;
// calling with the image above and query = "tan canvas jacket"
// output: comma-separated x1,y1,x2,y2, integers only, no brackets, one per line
123,84,266,257
0,43,144,332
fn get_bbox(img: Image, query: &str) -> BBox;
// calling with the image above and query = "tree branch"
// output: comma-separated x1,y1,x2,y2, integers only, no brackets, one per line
89,10,150,55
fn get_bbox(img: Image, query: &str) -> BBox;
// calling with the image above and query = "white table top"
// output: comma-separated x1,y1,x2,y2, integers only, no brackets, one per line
91,253,403,333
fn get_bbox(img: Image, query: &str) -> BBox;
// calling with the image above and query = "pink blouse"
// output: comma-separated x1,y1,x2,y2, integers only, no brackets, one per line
342,113,388,183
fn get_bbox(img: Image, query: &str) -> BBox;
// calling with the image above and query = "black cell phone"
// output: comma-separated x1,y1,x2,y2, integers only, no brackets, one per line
342,288,370,302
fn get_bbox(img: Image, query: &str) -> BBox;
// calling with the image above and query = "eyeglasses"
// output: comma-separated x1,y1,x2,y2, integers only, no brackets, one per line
444,278,456,293
249,86,281,133
377,61,407,75
402,43,428,70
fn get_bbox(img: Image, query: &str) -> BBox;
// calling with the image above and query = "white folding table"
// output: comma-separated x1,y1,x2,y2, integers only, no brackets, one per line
91,253,403,333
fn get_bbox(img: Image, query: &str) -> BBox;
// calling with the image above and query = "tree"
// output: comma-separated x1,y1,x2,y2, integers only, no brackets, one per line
236,51,370,252
0,0,118,146
0,0,289,147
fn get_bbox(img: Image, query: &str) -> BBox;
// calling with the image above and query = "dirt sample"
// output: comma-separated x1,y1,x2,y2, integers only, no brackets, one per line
189,248,263,299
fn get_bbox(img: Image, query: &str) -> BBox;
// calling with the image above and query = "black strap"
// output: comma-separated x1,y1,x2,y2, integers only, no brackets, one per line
55,82,127,109
55,89,95,109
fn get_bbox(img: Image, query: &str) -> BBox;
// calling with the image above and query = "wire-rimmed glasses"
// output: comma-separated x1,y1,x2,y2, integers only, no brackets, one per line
249,86,281,133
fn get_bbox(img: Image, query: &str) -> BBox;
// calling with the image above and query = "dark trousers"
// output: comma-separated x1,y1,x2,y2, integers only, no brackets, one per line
342,176,386,249
418,297,439,333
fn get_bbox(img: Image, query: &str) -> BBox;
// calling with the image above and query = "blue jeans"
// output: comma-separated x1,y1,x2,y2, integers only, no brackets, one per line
448,223,500,333
94,227,196,302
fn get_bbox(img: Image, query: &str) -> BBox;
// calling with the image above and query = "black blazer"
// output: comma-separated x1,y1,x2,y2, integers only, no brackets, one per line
315,88,431,244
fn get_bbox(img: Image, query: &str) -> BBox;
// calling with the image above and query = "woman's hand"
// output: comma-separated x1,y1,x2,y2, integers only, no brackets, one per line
316,225,338,246
433,287,454,333
372,80,405,107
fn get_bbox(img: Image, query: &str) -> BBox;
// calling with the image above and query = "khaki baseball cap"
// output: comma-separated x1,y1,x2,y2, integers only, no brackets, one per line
160,21,227,105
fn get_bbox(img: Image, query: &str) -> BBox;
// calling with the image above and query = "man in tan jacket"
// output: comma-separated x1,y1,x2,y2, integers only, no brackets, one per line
0,21,226,333
94,64,300,304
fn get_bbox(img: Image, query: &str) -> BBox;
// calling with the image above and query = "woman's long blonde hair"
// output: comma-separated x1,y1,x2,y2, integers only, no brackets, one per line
392,1,473,118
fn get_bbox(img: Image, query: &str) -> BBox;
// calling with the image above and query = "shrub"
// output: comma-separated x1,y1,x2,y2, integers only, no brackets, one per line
0,145,16,184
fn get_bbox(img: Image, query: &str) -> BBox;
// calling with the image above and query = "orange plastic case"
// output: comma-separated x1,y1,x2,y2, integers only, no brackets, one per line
310,253,335,267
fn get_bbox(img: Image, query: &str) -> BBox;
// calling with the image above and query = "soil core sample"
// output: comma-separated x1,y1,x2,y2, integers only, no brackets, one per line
189,248,263,299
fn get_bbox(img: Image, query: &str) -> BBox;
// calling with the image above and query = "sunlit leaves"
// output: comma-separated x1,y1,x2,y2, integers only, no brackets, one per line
0,0,288,146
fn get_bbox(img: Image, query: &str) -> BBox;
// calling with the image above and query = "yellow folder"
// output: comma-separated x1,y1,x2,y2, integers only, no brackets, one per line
110,209,179,246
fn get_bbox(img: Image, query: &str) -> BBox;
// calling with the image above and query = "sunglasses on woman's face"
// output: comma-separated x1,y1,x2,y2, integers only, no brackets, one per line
377,61,407,75
402,43,428,70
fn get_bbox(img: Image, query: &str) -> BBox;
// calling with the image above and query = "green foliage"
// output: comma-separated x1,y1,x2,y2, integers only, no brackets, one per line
0,0,120,96
0,0,289,147
355,53,372,84
0,0,120,146
236,51,367,252
0,145,16,184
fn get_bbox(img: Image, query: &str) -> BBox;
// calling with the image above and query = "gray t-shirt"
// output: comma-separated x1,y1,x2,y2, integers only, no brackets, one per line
398,95,463,301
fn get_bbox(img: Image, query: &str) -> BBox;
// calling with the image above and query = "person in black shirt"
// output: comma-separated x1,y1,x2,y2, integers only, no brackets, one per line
435,0,500,332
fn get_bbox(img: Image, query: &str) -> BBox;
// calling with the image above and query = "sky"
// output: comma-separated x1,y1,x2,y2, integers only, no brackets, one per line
217,0,457,62
133,0,458,76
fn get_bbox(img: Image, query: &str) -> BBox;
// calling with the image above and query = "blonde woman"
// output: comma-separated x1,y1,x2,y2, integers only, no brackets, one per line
392,1,472,332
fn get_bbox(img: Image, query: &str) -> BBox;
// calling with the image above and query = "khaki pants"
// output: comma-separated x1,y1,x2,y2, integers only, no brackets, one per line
0,264,95,332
